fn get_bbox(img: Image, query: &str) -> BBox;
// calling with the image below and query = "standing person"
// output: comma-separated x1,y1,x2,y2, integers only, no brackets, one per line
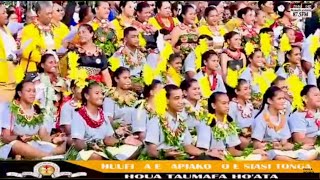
20,1,55,75
258,1,278,28
0,3,19,102
149,1,180,31
52,2,69,51
235,7,258,45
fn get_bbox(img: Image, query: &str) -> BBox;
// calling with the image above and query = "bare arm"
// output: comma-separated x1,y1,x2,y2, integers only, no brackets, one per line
241,53,247,67
39,127,53,142
301,60,312,75
170,27,180,49
220,53,229,82
103,135,119,146
146,143,159,158
101,69,112,88
1,129,18,143
184,144,205,156
73,138,86,151
227,146,243,157
253,139,266,150
292,132,316,145
60,125,71,137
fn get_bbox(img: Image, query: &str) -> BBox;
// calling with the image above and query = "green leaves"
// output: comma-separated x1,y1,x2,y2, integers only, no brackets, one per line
10,102,45,128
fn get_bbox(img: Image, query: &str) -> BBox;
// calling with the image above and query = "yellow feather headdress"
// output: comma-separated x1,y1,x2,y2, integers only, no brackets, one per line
198,25,212,36
167,66,182,86
155,42,174,74
310,35,320,55
315,61,320,78
253,69,277,95
143,64,155,86
260,33,272,57
244,41,255,56
227,68,245,88
154,89,167,118
287,75,304,111
14,65,25,84
198,75,212,98
67,52,88,89
194,39,209,71
279,34,292,52
108,56,121,72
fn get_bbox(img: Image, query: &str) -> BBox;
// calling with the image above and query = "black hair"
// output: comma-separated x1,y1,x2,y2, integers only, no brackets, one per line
78,24,95,41
164,84,180,99
258,1,269,9
207,91,233,127
13,80,41,114
95,1,109,8
301,85,317,97
159,28,171,36
315,48,320,62
283,27,295,34
284,45,301,65
255,86,283,118
136,2,150,13
201,50,218,67
178,4,195,23
224,31,239,42
79,5,91,23
81,82,101,105
143,79,162,98
237,7,253,19
209,1,222,7
275,2,290,18
259,27,273,34
155,1,170,14
271,76,286,86
34,1,53,14
62,1,76,26
168,53,182,64
7,9,16,19
171,2,182,16
37,53,55,73
235,79,248,91
180,79,198,91
198,35,213,42
112,66,130,87
124,26,138,38
248,48,262,60
204,6,217,18
119,1,130,14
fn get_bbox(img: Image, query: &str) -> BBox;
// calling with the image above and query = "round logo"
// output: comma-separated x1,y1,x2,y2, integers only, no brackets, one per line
34,162,60,177
96,58,101,64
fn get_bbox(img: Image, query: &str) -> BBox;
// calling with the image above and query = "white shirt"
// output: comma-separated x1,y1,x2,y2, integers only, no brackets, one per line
0,28,17,59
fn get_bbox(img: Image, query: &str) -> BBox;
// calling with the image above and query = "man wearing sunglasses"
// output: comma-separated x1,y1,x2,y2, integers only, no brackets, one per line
52,2,69,51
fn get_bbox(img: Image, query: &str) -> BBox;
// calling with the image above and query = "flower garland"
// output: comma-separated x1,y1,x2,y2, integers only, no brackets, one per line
92,18,110,29
209,114,240,141
237,23,259,45
10,101,45,128
232,98,253,119
184,99,210,122
78,106,105,128
95,26,117,57
159,115,187,147
304,109,320,128
263,112,286,133
34,20,53,36
155,14,175,31
104,87,137,108
120,47,145,68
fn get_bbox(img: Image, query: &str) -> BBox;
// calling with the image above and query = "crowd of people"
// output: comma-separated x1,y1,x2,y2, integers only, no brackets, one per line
0,0,320,161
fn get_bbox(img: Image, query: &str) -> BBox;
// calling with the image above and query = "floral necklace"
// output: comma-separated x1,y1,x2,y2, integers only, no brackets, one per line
304,109,320,128
284,64,303,80
155,14,175,31
184,99,209,122
210,114,240,141
208,25,227,37
34,20,53,36
121,46,144,68
232,98,253,119
77,45,102,57
144,101,158,118
263,111,286,132
104,87,137,108
224,48,242,61
78,106,105,128
70,98,82,108
10,101,44,128
116,15,134,29
92,17,110,29
179,23,197,33
159,114,187,147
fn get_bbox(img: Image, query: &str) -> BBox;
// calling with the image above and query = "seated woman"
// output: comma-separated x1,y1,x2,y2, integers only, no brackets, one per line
271,76,292,115
103,67,138,137
229,79,254,150
58,80,82,146
72,24,112,87
252,86,317,160
170,4,199,57
1,80,66,159
34,53,66,135
71,82,142,160
289,85,320,149
132,80,163,141
194,50,226,98
197,92,267,160
161,53,184,86
144,85,224,160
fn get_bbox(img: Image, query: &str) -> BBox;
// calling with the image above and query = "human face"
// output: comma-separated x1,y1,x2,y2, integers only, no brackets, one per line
150,83,163,97
26,11,37,24
0,5,8,26
268,91,286,111
212,94,230,115
184,7,196,24
37,5,53,25
116,70,132,90
18,82,36,105
123,1,135,17
96,1,110,20
305,87,320,109
243,9,255,25
184,82,201,101
286,29,296,43
53,3,65,21
197,1,208,14
206,9,219,26
228,34,242,49
284,7,294,21
215,2,225,21
223,9,231,22
73,86,82,101
147,1,156,12
78,26,94,44
85,85,104,107
8,13,18,23
275,80,289,95
41,55,57,74
137,6,152,22
250,51,264,68
168,89,184,113
287,47,301,65
236,82,251,101
158,2,171,18
256,11,266,26
262,1,274,13
125,30,139,48
85,7,94,22
205,54,220,71
169,57,183,72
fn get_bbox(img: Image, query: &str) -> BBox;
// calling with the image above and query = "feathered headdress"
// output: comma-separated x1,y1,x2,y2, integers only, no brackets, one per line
244,41,255,56
154,89,167,118
143,64,156,86
194,39,209,71
279,34,292,52
14,65,25,84
67,52,88,89
198,75,212,99
310,35,320,55
287,75,304,111
108,56,121,72
155,42,173,74
260,33,272,57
